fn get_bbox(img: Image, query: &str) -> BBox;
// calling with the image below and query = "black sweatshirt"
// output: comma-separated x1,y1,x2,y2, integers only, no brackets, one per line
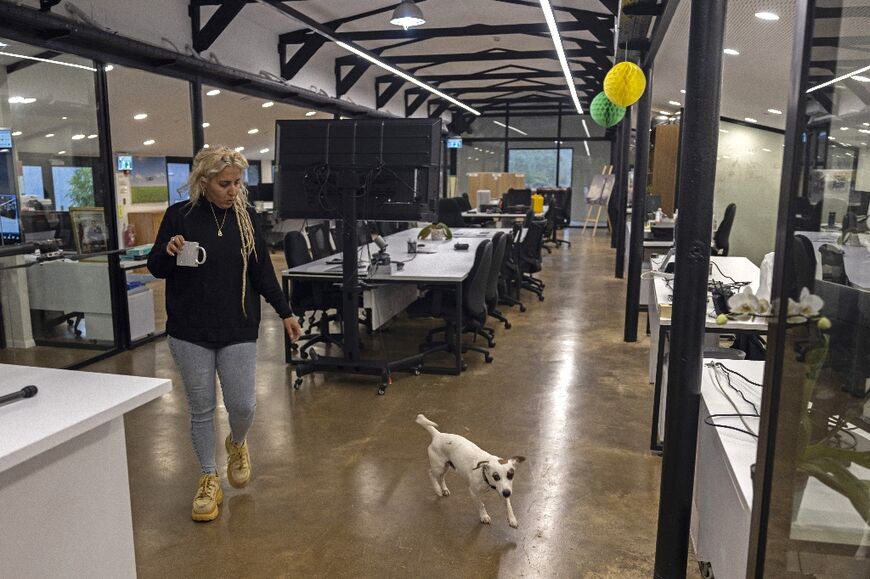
147,199,292,344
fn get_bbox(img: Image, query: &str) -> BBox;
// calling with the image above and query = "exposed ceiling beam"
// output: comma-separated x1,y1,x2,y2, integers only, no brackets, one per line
190,0,248,53
336,48,605,66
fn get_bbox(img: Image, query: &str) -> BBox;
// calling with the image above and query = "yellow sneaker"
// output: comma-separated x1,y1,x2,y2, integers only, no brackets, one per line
191,473,223,522
225,434,252,488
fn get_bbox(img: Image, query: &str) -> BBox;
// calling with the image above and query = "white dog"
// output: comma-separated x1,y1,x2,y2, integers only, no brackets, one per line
416,414,525,528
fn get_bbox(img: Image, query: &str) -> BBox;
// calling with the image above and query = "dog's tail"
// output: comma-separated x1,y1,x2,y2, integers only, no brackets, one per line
416,414,440,438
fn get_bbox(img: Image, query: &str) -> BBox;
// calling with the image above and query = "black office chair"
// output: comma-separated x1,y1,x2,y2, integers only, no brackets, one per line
517,221,546,301
410,240,494,365
713,203,736,256
305,221,334,260
437,197,468,228
457,193,472,212
819,243,849,285
284,231,344,358
791,234,817,299
498,224,526,313
543,189,572,248
484,231,511,333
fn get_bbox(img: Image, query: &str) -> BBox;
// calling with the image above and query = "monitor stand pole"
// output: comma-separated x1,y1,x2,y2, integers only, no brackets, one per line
291,171,425,394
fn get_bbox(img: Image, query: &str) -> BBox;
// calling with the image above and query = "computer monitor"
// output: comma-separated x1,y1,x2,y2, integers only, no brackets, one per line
274,118,441,221
477,190,492,208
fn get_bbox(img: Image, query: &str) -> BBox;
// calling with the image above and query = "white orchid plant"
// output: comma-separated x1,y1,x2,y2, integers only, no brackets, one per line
716,286,831,330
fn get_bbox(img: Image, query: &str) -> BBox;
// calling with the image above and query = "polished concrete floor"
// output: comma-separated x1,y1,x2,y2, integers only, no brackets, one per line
86,230,701,578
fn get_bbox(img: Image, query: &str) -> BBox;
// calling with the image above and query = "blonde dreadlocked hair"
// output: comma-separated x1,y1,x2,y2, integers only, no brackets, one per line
184,146,258,316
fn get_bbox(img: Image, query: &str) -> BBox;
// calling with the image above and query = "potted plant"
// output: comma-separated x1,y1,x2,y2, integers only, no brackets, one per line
418,222,453,241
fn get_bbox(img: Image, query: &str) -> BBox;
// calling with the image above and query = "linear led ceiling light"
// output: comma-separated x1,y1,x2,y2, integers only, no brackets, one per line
255,0,479,116
0,51,96,71
493,120,528,135
808,63,870,93
539,0,583,114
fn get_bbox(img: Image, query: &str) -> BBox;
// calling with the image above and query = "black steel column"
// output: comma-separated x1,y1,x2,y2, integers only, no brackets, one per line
503,103,511,172
624,64,653,342
94,61,131,350
654,1,726,578
614,107,631,278
607,127,622,248
190,80,204,153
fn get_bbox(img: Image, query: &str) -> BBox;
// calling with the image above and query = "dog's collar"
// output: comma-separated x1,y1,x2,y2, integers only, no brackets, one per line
482,469,496,490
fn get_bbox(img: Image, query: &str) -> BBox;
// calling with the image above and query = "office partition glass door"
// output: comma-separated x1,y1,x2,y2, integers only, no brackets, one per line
0,37,120,366
749,2,870,576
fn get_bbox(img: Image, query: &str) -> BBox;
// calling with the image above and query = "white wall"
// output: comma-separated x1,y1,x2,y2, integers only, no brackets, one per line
713,121,785,265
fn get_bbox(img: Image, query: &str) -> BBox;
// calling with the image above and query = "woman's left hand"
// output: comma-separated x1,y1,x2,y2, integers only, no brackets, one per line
283,316,303,342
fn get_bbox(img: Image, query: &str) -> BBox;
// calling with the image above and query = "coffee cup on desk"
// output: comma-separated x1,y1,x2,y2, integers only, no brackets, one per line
177,241,207,267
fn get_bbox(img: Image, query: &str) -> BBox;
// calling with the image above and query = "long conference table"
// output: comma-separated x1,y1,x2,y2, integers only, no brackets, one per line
282,227,510,376
648,255,767,450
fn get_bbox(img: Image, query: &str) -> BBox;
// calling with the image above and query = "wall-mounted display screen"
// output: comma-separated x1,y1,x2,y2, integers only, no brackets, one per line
447,136,463,149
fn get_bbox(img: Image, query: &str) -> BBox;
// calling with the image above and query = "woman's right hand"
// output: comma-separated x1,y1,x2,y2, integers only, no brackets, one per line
166,235,185,256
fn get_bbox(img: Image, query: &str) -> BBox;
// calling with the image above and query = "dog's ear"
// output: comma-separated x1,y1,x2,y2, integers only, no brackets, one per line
472,460,489,471
510,456,526,464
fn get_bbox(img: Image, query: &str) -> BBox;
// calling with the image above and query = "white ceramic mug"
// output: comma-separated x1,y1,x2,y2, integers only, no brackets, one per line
176,241,207,267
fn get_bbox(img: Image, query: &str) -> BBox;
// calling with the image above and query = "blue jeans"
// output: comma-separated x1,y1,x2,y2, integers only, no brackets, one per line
168,337,257,474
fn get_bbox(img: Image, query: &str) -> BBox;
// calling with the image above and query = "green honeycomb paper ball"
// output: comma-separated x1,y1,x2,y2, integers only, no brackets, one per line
590,92,626,128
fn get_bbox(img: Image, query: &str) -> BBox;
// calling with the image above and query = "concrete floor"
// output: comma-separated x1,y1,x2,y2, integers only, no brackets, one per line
85,230,701,578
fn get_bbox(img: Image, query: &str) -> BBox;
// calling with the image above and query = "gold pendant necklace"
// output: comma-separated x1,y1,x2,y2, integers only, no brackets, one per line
209,202,229,237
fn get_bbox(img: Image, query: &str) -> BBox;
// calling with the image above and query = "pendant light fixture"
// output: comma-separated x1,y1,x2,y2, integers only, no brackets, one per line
390,1,426,30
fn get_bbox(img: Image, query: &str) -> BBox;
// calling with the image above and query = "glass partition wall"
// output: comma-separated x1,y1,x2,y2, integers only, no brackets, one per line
750,2,870,576
0,38,119,366
459,111,610,224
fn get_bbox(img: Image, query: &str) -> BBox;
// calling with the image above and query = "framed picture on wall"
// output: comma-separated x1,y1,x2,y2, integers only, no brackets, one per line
70,207,109,255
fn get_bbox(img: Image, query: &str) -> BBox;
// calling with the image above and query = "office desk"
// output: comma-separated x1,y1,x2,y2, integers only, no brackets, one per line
692,360,870,579
26,259,115,342
797,231,870,290
283,227,510,375
0,364,171,578
462,206,546,227
625,222,674,308
648,256,766,450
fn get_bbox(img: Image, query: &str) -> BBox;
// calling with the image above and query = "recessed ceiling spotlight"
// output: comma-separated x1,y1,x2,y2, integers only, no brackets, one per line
305,111,317,117
61,116,67,120
259,148,270,154
724,48,740,56
143,139,156,146
247,128,259,134
44,133,55,138
206,89,220,96
853,76,870,82
659,110,672,115
767,108,782,115
57,150,66,155
719,129,729,133
204,144,210,148
745,117,758,123
656,115,669,121
668,100,681,107
862,142,868,146
261,101,275,108
762,148,772,152
71,134,86,140
12,130,22,136
133,113,148,120
864,122,870,126
859,129,870,134
840,127,849,130
87,134,97,139
828,136,836,140
680,89,686,94
234,146,244,152
104,64,114,72
202,122,210,128
754,12,780,21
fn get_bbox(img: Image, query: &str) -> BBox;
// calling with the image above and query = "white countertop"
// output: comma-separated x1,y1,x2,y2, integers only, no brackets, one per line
651,255,766,331
462,206,547,219
284,227,510,284
0,364,171,472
